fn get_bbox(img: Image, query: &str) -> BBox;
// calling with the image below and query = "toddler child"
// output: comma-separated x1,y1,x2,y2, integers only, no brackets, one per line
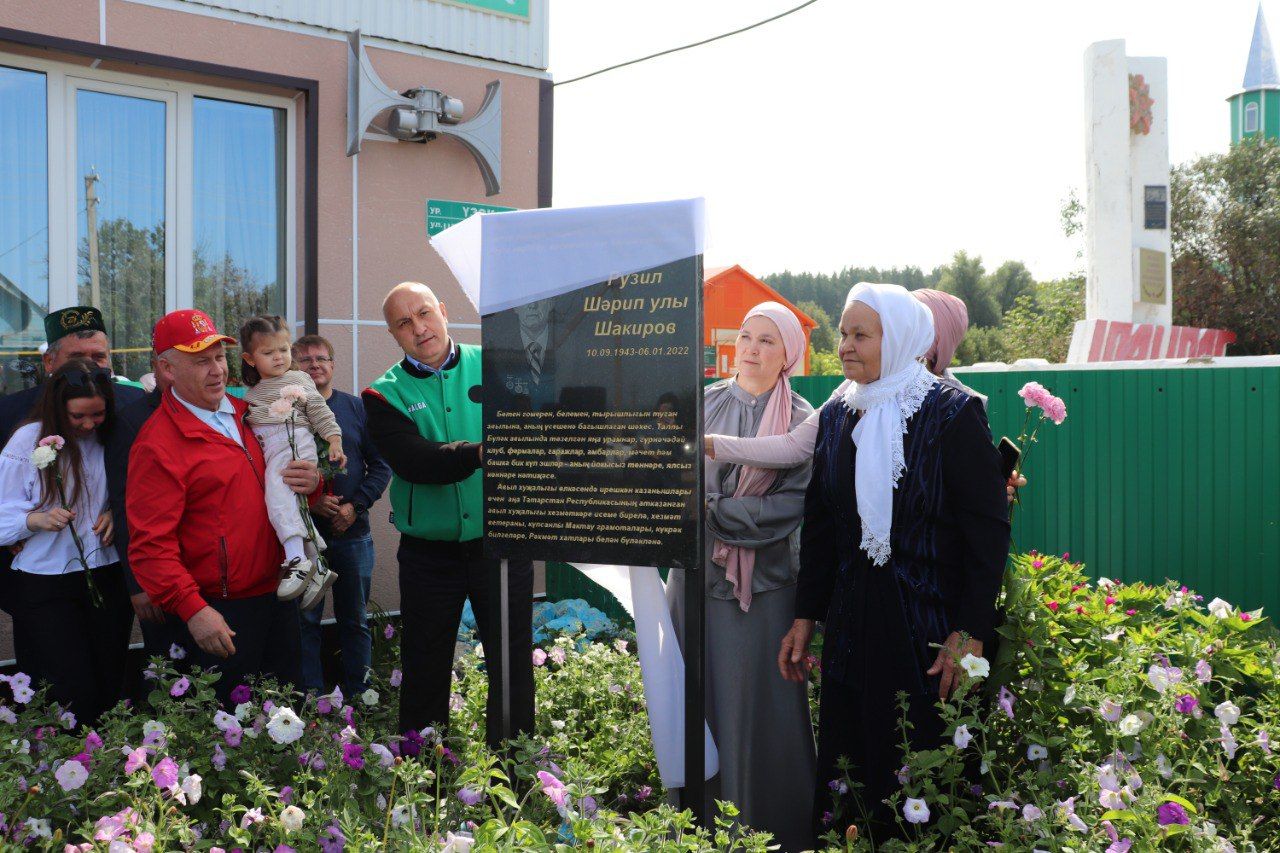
238,315,346,609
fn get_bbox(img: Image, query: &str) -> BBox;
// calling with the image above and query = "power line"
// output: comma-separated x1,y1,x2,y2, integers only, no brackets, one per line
554,0,821,88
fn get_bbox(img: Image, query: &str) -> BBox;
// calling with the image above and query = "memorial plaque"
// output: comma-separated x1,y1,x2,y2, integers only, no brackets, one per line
1139,247,1167,304
1143,185,1168,230
482,258,701,569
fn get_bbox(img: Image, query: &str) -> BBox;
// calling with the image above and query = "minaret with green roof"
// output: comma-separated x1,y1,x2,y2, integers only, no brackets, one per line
1229,4,1280,143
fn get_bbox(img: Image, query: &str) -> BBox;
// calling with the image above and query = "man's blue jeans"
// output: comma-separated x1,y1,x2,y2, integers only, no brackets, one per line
300,534,375,696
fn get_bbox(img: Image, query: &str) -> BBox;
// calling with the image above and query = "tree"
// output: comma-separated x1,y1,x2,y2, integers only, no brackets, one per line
795,300,835,353
937,251,1001,328
1171,136,1280,355
808,346,843,376
996,278,1084,363
986,260,1036,315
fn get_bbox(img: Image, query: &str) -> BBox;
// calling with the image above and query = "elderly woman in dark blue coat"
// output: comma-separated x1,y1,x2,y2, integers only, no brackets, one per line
778,283,1010,840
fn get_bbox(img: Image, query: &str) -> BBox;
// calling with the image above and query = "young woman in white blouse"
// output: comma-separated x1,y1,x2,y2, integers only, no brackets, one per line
0,358,130,724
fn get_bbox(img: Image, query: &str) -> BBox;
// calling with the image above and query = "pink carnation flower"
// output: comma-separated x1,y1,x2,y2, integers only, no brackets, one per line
1018,382,1051,407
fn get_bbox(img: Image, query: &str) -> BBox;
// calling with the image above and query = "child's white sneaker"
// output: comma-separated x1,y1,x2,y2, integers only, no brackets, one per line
299,565,337,611
277,557,315,601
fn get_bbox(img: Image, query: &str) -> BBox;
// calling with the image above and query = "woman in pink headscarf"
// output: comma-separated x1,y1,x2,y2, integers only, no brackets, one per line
704,289,1027,497
667,301,815,851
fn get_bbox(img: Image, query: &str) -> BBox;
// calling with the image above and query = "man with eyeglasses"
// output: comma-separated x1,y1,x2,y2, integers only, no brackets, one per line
292,335,391,697
0,307,145,675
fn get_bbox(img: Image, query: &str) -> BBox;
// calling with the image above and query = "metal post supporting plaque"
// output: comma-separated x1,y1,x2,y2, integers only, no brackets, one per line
682,256,707,823
499,557,512,743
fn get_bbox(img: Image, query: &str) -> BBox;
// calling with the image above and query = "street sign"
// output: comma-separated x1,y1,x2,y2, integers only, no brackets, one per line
426,199,515,238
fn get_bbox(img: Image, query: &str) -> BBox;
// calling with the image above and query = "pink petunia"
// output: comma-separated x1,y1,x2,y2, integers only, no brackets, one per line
169,677,190,698
124,747,148,774
537,770,569,808
151,756,179,790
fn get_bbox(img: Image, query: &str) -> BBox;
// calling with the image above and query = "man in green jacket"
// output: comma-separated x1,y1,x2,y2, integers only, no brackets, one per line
363,282,534,748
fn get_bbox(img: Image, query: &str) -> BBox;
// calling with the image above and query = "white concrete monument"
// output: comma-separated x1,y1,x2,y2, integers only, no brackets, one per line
1068,41,1235,362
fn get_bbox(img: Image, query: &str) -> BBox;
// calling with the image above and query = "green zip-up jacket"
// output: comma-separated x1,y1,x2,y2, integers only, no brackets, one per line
363,344,483,542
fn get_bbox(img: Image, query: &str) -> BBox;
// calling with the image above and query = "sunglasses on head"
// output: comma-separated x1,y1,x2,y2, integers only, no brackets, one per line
61,366,113,388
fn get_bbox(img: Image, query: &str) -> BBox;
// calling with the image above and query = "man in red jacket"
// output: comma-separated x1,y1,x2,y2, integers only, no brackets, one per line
127,310,319,700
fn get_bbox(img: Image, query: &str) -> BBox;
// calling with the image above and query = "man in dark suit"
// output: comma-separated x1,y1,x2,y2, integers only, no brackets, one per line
486,299,560,412
0,307,146,672
103,357,185,662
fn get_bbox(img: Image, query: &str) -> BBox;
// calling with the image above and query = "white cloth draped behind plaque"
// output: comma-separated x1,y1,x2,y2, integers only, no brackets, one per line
573,564,719,787
431,200,716,787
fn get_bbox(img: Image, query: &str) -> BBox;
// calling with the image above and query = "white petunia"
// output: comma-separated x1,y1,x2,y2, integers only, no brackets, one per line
213,710,239,732
1156,753,1173,779
903,797,930,824
54,760,88,791
29,445,57,469
1207,597,1234,619
959,654,990,679
0,705,16,724
1099,698,1123,722
179,773,202,805
23,818,51,839
390,804,414,827
361,689,380,706
234,702,252,721
1214,700,1241,726
1146,665,1174,694
1119,714,1145,736
1027,744,1048,761
1021,804,1043,822
953,724,973,749
265,707,305,745
369,743,395,768
1098,787,1128,810
279,805,305,832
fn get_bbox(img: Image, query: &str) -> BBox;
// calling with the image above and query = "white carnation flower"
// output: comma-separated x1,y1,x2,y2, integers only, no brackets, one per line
29,445,57,469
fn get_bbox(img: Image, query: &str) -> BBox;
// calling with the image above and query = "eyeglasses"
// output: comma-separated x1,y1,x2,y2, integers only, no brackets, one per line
61,366,113,388
296,356,333,366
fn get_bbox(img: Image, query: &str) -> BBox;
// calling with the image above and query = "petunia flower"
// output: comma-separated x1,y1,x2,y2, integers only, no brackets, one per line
998,686,1016,720
456,787,483,806
903,798,930,824
266,708,305,745
55,760,89,791
953,724,973,749
170,677,191,698
1215,700,1241,726
151,756,179,790
1157,801,1189,826
280,805,305,833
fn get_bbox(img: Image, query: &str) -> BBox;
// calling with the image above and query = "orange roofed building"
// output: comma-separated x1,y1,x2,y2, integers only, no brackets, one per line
703,265,817,378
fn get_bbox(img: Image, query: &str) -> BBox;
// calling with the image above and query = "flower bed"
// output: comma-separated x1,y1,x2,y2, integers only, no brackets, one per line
824,553,1280,851
1,560,1277,851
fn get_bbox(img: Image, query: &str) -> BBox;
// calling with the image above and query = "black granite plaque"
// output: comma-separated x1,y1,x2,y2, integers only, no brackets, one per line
482,257,702,569
1144,185,1168,230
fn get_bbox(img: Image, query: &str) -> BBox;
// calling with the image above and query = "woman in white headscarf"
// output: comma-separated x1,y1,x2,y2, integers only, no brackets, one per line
666,302,816,851
777,283,1009,840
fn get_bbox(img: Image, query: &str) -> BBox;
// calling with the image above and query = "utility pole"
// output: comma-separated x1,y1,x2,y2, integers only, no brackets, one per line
85,169,101,309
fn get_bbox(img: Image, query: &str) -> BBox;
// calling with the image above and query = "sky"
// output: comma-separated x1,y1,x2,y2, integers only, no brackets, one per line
548,0,1268,282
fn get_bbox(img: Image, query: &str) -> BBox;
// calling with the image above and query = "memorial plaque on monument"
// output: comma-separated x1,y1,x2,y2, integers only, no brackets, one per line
1139,247,1168,304
482,258,702,569
1144,185,1168,230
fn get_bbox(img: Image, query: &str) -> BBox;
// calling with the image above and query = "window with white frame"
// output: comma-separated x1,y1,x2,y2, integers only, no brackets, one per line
0,54,295,389
1245,101,1260,134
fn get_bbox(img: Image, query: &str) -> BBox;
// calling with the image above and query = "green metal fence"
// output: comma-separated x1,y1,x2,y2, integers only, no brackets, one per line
546,367,1280,622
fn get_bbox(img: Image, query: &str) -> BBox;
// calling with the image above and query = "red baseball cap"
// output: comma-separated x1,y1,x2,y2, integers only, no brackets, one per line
152,309,237,355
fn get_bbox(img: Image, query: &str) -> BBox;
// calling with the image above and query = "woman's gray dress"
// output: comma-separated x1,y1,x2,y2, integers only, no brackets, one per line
667,379,817,852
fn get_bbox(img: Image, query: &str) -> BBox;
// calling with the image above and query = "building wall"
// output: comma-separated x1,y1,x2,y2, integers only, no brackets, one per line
0,0,548,656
